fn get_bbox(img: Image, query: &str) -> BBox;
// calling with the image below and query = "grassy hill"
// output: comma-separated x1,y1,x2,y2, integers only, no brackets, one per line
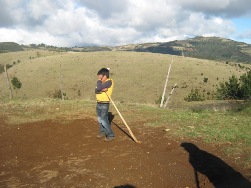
0,49,66,74
115,37,251,64
0,49,65,66
1,50,250,107
0,42,24,53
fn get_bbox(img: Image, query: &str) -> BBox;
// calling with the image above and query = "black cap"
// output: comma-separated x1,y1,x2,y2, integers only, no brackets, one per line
97,68,109,78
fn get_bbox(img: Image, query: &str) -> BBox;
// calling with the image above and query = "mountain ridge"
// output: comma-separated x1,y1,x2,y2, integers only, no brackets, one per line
1,36,251,63
114,36,251,63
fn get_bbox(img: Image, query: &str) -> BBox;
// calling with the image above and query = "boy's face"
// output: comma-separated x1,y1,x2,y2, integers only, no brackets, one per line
98,74,107,82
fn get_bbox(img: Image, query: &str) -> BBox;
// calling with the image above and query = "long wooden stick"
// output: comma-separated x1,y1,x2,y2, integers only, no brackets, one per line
106,93,141,143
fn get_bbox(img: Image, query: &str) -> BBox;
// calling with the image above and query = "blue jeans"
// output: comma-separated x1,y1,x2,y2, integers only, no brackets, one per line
96,103,115,138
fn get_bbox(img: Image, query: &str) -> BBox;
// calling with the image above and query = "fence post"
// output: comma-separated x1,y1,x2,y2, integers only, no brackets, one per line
164,83,177,108
160,59,173,108
60,63,65,100
4,65,13,100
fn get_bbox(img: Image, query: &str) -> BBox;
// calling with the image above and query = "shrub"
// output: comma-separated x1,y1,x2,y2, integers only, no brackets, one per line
11,77,22,90
217,70,251,100
184,88,205,101
78,90,81,96
6,64,12,69
239,71,251,100
203,77,208,83
217,71,251,100
216,75,240,100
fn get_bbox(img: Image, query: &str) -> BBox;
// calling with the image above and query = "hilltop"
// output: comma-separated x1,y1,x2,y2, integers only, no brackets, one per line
115,37,251,64
0,42,24,53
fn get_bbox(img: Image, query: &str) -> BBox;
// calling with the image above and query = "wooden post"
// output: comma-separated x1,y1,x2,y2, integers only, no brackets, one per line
4,65,13,100
60,63,65,100
160,59,173,108
164,83,177,108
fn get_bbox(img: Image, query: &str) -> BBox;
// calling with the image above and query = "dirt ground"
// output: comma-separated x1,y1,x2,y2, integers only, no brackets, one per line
0,114,251,188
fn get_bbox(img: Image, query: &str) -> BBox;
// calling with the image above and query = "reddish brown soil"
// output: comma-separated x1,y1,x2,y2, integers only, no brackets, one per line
0,116,250,188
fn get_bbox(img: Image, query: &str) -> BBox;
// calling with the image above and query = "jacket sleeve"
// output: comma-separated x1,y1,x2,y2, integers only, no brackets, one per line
95,80,112,93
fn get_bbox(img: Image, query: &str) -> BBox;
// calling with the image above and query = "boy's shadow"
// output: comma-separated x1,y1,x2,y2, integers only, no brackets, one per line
108,112,134,141
181,142,251,188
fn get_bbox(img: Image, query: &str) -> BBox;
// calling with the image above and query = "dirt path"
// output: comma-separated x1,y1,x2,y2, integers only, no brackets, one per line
0,117,250,188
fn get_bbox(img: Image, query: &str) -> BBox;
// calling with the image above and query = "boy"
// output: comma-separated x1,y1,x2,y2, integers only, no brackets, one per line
95,68,115,142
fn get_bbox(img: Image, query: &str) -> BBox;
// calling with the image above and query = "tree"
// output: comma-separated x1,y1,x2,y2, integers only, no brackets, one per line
184,88,205,102
11,77,22,90
239,70,251,100
216,70,251,100
217,75,240,100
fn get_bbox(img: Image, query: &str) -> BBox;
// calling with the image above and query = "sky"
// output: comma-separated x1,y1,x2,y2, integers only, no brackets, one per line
0,0,251,47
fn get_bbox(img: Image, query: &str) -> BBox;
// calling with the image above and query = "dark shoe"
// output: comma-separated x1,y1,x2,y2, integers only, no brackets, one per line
104,137,115,142
97,134,105,139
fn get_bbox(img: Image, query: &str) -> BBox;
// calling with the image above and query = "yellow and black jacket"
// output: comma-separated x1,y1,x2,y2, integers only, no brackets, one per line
95,78,114,103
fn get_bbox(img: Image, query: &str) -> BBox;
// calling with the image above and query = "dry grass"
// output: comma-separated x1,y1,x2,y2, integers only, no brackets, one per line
0,49,65,65
1,51,250,107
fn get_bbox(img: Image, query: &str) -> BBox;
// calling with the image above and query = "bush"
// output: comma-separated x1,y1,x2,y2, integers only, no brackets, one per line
217,70,251,100
11,77,22,90
203,77,208,83
184,88,205,102
239,71,251,100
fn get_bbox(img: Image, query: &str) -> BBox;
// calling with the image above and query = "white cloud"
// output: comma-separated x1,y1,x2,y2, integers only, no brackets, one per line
27,0,62,20
0,0,250,46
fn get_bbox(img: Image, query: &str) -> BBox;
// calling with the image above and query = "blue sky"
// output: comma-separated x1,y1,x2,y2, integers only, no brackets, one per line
0,0,251,46
232,18,251,43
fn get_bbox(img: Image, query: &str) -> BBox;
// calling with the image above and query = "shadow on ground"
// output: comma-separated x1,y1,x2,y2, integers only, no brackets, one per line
114,184,136,188
108,112,134,141
181,142,251,188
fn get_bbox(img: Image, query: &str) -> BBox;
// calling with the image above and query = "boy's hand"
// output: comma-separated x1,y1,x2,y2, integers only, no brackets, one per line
98,75,103,80
102,88,108,92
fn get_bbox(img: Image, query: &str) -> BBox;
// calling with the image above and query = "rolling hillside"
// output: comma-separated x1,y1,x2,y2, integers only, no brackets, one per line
115,37,251,64
3,36,250,64
1,50,250,107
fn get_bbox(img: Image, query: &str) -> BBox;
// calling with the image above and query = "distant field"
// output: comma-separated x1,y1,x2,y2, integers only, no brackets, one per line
0,49,64,65
0,50,251,107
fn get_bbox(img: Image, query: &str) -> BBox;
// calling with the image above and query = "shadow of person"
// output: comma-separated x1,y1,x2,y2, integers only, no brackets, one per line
181,142,251,188
108,112,135,141
114,184,136,188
